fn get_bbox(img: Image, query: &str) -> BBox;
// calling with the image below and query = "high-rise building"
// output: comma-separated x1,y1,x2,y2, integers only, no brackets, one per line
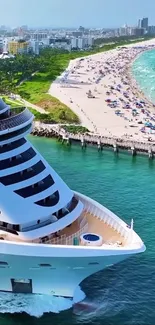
0,39,3,54
141,17,149,30
138,19,141,28
134,28,145,37
148,26,155,35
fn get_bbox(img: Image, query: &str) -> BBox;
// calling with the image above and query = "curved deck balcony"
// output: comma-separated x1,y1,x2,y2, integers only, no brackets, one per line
0,107,34,135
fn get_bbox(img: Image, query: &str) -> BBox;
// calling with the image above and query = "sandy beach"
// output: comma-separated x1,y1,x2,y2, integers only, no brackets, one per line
49,39,155,142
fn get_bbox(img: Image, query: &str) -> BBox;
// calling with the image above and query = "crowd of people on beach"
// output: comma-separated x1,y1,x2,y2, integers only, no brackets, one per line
50,40,155,142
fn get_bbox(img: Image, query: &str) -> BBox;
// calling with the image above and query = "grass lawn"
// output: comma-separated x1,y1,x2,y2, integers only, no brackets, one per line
17,57,79,124
1,95,77,124
62,125,89,134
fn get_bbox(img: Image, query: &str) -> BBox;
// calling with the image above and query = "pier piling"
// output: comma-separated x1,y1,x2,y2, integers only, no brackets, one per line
131,146,137,156
97,139,103,151
148,147,153,159
113,142,119,153
81,136,87,149
62,134,71,146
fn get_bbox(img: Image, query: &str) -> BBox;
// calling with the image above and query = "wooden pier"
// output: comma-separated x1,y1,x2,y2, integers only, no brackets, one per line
32,123,155,158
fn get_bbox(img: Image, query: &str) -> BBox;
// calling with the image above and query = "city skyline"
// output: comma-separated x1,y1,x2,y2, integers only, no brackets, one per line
0,0,155,28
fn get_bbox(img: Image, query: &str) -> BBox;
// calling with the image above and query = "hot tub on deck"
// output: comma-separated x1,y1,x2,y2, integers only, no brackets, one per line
80,233,103,246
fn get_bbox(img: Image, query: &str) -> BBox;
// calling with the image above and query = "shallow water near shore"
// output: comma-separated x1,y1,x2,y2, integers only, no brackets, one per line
132,48,155,103
0,135,155,324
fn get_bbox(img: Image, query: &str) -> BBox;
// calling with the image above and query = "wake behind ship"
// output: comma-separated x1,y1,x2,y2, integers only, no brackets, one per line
0,98,145,297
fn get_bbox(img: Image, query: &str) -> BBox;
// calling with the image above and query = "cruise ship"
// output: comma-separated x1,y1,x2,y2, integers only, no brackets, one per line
0,98,145,297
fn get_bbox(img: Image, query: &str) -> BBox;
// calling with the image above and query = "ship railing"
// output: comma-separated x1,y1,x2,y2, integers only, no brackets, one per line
44,223,89,246
78,196,133,242
46,234,67,245
65,223,88,245
78,215,87,229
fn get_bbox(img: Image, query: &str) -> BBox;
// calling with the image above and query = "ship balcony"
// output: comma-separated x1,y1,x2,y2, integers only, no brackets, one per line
0,107,34,135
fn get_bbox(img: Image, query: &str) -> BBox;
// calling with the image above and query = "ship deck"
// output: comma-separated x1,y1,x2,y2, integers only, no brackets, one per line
0,211,127,247
42,211,126,247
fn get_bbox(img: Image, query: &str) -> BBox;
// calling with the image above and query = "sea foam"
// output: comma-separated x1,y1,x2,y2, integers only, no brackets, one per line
0,286,85,317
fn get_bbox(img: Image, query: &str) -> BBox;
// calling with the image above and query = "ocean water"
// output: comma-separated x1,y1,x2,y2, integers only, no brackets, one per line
132,49,155,103
1,136,155,325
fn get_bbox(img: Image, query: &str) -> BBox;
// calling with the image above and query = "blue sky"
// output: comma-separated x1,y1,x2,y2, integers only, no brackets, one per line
1,0,155,28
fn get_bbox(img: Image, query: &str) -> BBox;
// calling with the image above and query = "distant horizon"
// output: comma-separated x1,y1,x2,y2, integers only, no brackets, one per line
0,0,155,28
3,25,122,30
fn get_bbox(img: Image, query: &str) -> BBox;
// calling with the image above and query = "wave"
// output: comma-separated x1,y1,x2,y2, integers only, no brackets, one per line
132,50,155,104
0,286,85,317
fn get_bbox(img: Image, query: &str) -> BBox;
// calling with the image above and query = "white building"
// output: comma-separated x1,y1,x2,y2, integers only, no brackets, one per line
30,33,48,41
87,37,94,47
71,37,94,50
71,38,78,49
78,38,86,49
42,38,50,46
119,25,129,36
29,40,40,55
50,42,71,51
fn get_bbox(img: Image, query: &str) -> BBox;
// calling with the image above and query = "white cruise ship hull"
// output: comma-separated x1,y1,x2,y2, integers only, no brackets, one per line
0,248,131,297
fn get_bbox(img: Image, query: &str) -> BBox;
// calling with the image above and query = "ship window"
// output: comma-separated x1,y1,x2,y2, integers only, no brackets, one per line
0,123,32,142
0,147,36,170
13,225,20,231
35,190,59,207
0,138,26,153
39,264,51,267
0,161,46,186
0,225,19,235
52,196,78,219
0,261,8,265
15,175,54,198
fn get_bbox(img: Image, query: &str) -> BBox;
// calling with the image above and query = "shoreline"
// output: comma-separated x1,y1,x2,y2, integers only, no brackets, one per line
127,50,155,110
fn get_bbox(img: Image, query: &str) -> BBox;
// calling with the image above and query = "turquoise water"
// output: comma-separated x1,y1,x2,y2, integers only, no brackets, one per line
1,136,155,324
132,49,155,103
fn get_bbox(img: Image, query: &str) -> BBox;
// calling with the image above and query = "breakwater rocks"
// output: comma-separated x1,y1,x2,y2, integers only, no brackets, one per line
32,125,59,138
